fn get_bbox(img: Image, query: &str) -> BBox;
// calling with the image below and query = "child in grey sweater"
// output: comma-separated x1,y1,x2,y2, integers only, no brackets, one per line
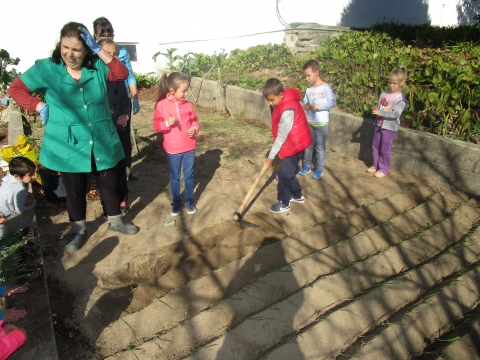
369,66,408,178
0,157,37,238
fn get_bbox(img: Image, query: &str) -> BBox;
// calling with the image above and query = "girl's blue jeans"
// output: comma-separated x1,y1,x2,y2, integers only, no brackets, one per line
167,150,195,205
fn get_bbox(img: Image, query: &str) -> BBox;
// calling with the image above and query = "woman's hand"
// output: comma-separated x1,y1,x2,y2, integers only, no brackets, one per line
36,103,49,125
186,127,197,138
117,115,128,127
78,27,101,55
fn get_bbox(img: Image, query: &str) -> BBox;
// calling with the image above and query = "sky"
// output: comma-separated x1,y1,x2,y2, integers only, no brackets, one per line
2,0,458,73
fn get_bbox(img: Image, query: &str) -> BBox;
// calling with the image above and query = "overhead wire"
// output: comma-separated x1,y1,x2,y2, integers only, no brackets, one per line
157,1,345,46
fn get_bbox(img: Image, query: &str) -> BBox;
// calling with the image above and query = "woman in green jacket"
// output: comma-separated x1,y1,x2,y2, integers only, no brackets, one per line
8,22,139,251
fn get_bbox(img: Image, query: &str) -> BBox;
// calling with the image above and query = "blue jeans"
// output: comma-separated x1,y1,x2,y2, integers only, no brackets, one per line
304,124,328,171
167,150,195,205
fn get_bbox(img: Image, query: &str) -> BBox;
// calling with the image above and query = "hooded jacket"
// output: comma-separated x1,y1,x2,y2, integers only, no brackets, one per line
0,174,36,217
153,96,199,154
271,88,311,159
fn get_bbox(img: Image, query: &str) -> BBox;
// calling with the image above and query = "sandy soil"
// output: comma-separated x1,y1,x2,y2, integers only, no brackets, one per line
10,92,480,359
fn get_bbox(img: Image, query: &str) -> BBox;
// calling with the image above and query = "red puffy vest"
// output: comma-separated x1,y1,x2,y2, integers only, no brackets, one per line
271,88,312,159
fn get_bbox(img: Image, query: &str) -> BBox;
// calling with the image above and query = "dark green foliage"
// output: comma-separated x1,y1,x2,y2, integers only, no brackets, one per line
0,49,20,88
313,30,479,140
369,21,480,47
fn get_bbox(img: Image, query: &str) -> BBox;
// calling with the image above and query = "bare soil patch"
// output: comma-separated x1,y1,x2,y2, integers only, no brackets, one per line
10,95,480,359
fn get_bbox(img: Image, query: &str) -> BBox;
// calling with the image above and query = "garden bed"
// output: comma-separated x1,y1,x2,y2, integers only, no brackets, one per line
17,91,480,359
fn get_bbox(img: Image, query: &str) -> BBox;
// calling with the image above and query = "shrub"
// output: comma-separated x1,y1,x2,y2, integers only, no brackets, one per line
134,72,158,88
369,21,480,47
311,30,479,139
187,27,479,142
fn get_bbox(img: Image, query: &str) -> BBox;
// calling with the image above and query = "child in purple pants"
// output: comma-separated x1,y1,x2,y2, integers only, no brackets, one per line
368,66,408,178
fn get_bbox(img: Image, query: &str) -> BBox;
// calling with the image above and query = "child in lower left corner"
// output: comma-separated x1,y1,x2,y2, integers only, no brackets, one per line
0,285,28,359
0,157,38,239
153,72,200,217
368,66,408,178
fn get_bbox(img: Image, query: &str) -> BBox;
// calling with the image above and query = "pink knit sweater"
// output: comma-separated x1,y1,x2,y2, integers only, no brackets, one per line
153,96,199,154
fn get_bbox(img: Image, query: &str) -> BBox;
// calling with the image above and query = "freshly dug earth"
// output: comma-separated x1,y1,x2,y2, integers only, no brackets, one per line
12,88,480,359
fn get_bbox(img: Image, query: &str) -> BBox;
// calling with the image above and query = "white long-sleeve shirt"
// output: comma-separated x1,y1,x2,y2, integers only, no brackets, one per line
303,83,336,124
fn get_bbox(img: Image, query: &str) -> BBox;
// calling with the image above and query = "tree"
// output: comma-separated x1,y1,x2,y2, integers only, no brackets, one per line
457,0,480,25
0,49,20,95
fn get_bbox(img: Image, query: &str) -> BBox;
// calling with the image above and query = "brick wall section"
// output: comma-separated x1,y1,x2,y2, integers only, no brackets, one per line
189,77,480,197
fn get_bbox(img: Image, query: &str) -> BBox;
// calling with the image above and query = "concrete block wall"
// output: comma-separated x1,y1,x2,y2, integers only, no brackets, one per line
188,77,480,197
189,78,271,126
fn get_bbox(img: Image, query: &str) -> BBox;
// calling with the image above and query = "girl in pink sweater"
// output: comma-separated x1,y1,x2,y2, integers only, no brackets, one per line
153,72,200,216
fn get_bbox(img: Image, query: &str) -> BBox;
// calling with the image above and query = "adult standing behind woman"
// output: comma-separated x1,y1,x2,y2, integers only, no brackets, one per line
93,17,140,181
8,22,139,252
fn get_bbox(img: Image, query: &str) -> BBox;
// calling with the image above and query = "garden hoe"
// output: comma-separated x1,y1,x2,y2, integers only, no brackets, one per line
233,162,269,227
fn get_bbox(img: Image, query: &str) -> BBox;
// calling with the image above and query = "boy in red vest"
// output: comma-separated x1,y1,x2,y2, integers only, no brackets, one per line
262,78,312,213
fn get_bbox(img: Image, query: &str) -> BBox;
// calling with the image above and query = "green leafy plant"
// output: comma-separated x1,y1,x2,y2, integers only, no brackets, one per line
134,72,158,88
152,48,198,75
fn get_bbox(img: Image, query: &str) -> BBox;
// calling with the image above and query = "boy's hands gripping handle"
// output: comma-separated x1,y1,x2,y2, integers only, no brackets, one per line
233,162,269,221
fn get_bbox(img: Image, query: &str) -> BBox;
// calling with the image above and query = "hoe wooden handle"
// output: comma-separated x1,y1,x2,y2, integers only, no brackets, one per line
236,162,269,216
